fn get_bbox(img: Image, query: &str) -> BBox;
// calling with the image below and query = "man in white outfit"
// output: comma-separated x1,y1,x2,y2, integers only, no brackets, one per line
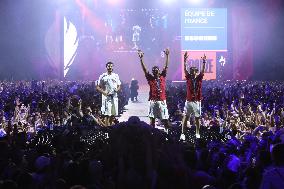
96,62,121,126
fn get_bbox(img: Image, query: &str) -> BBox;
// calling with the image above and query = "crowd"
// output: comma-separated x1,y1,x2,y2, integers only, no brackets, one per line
167,80,284,136
0,80,129,136
0,80,284,189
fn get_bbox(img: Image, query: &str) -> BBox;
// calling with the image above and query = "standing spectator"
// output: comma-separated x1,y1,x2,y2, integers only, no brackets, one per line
130,78,139,102
259,143,284,189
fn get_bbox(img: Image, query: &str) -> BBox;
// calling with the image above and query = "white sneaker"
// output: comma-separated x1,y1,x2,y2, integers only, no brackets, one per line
180,133,185,140
196,133,200,138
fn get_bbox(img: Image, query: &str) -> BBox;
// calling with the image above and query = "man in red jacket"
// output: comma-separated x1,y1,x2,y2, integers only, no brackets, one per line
138,49,170,129
181,52,206,139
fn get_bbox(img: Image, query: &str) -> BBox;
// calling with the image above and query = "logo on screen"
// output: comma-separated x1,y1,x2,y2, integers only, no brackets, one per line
182,51,216,80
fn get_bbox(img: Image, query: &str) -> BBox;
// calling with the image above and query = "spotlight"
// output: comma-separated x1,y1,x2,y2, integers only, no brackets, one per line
187,0,205,5
160,0,177,5
107,0,122,6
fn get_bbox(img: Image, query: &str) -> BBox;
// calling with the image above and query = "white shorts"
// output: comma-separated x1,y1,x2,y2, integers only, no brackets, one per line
148,100,169,120
101,96,118,116
184,101,201,117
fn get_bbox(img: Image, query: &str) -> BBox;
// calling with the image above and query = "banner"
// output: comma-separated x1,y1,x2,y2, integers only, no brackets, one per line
182,51,216,80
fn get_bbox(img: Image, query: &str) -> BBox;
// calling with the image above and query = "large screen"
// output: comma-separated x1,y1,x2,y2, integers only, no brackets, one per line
62,6,227,82
63,8,179,81
181,8,227,80
181,8,227,51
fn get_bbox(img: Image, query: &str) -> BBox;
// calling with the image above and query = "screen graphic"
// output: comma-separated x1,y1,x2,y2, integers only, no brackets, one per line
181,8,227,51
181,8,227,80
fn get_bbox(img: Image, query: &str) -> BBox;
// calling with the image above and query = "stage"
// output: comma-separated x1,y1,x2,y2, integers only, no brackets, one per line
118,85,151,123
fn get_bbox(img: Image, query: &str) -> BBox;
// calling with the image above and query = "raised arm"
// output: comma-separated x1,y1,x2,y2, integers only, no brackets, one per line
163,48,169,73
138,50,148,75
184,51,189,76
201,53,207,75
